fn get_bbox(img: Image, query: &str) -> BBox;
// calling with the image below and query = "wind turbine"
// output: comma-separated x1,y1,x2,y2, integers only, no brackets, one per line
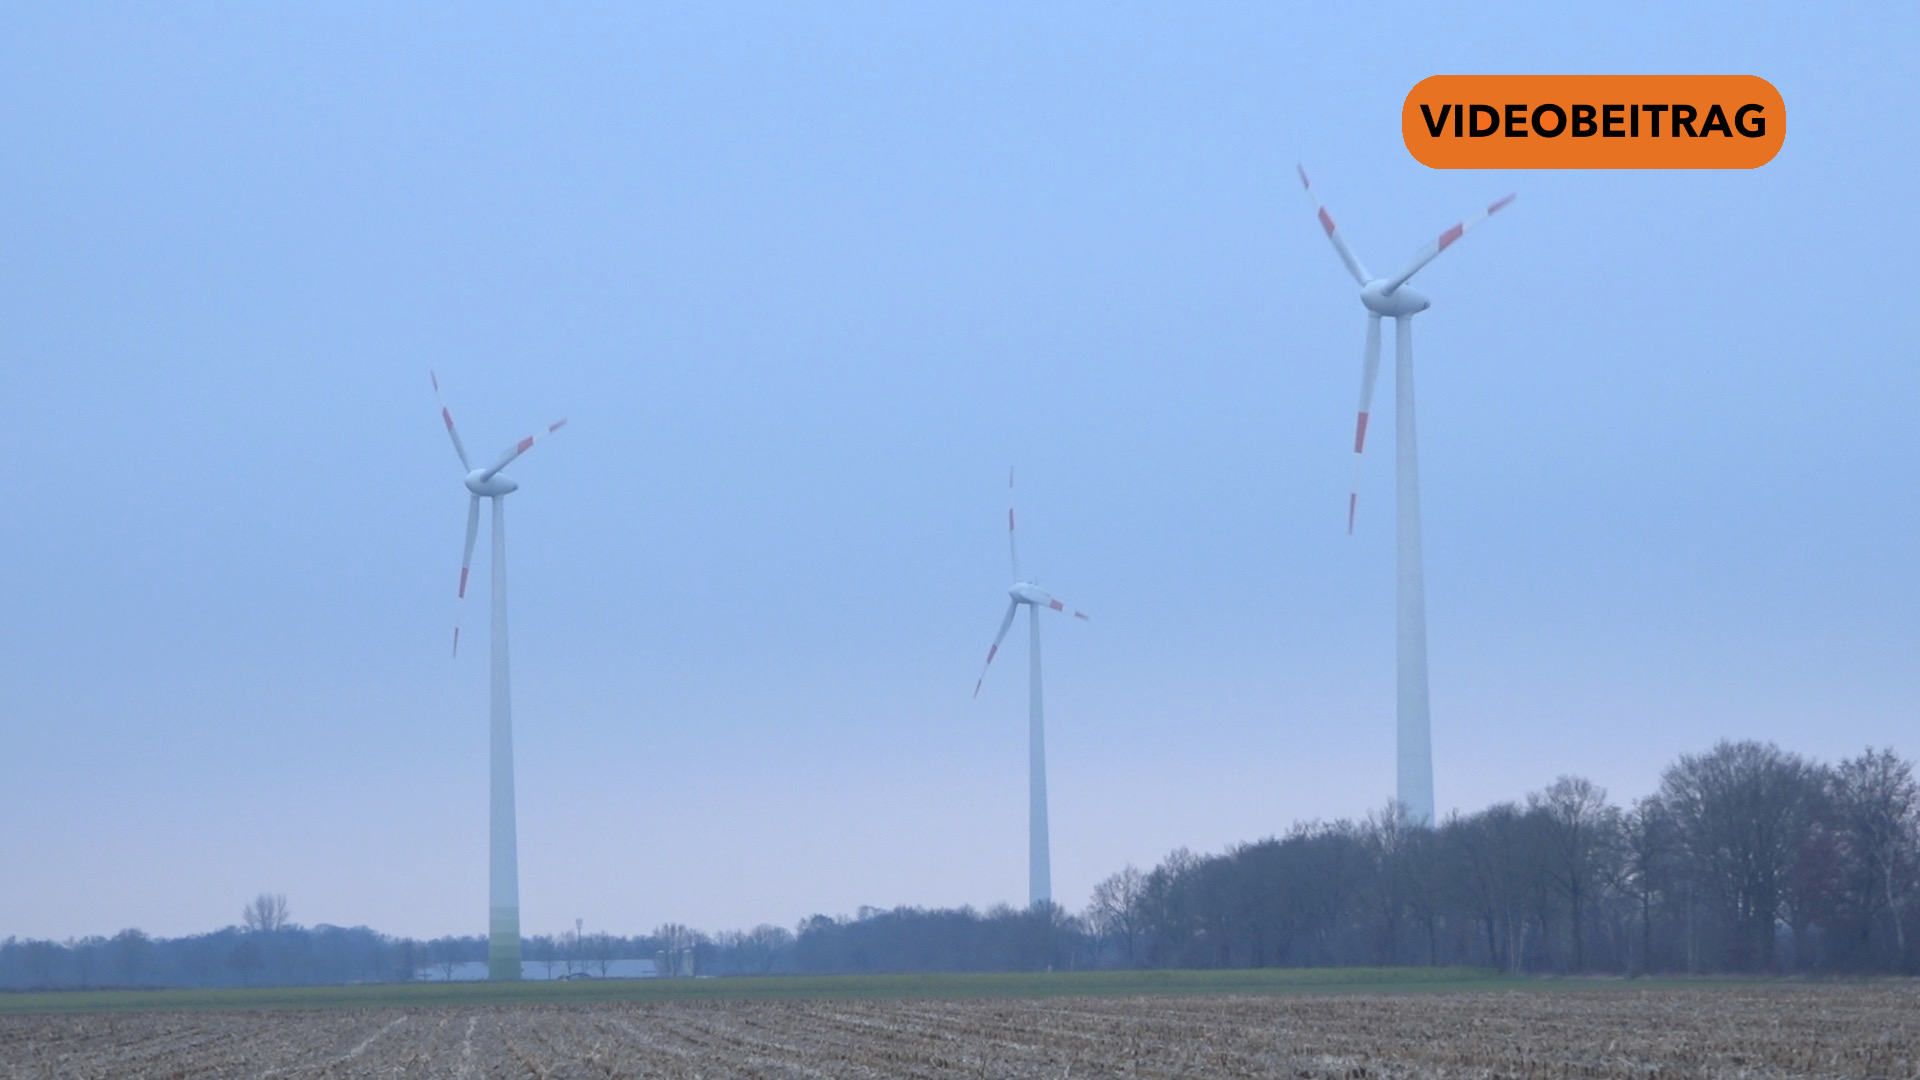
1297,166,1514,828
431,371,567,980
971,468,1089,908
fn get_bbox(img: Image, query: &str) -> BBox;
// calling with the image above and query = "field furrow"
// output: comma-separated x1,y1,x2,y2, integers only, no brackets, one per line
4,983,1917,1079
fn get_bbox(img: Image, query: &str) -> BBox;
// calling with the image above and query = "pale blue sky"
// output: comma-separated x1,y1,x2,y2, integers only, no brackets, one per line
4,3,1915,942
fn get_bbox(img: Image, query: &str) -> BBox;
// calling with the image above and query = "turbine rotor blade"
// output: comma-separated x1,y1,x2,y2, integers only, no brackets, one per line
460,495,480,599
1381,193,1515,294
1349,314,1383,534
972,600,1020,698
1007,466,1021,581
1298,165,1372,286
454,494,480,656
431,371,473,472
1033,589,1090,621
479,418,569,480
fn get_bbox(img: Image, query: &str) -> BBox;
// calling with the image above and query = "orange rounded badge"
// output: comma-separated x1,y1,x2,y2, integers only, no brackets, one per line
1403,76,1783,169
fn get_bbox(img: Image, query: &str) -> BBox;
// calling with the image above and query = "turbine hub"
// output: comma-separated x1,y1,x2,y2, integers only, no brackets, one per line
465,470,518,497
1010,582,1044,605
1361,280,1430,317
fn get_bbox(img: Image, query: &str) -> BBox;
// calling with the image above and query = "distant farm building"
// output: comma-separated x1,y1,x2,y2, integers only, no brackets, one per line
416,958,659,981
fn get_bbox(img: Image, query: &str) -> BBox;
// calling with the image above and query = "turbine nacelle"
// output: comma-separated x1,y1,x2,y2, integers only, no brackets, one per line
465,470,519,497
1008,581,1087,619
1361,281,1430,317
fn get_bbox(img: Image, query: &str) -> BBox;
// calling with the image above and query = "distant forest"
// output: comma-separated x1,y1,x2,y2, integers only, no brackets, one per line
4,738,1914,990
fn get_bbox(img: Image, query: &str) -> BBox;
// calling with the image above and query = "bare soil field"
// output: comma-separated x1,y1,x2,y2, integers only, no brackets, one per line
3,984,1915,1079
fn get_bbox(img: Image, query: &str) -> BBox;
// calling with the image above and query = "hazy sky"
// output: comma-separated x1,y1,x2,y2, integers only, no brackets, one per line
5,3,1915,943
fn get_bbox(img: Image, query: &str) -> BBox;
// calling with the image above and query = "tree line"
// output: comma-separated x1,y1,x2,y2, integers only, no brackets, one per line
4,739,1912,989
791,740,1915,977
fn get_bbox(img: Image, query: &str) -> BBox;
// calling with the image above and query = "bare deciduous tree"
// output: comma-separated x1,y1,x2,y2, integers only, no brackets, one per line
1529,775,1619,972
429,936,461,981
531,934,558,979
1613,795,1680,974
1087,865,1147,967
1834,747,1918,958
1453,802,1536,973
242,893,289,933
588,932,616,977
654,923,699,977
737,924,792,974
1660,740,1823,971
111,928,150,986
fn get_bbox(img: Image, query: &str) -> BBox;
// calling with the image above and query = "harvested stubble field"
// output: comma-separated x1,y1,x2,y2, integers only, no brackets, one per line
3,981,1916,1079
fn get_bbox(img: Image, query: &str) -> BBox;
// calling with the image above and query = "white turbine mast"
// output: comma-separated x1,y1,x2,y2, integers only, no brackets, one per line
971,467,1088,908
431,371,567,980
1297,166,1514,828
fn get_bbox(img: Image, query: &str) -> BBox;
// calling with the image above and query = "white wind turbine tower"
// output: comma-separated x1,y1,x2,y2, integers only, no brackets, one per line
971,469,1089,908
431,371,567,981
1298,166,1514,828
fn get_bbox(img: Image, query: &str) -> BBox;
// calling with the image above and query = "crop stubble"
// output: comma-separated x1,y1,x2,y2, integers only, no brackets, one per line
2,984,1915,1078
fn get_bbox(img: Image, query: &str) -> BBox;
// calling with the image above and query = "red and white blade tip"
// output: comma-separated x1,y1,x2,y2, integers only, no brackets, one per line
1047,598,1091,620
458,566,470,599
1298,168,1337,235
1348,493,1358,535
515,419,568,454
973,643,1001,698
452,626,461,657
1437,194,1518,252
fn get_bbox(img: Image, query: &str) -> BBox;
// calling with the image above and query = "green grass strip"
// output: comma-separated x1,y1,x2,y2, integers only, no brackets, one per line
0,967,1784,1016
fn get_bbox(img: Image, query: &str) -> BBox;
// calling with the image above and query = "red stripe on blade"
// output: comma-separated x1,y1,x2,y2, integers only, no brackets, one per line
1490,194,1515,214
442,408,455,430
1297,165,1310,188
516,436,534,453
1008,509,1015,532
1354,412,1370,453
452,627,460,657
986,644,998,663
549,419,568,432
1437,223,1464,250
1318,208,1336,236
1348,492,1358,534
1049,599,1063,611
458,567,469,598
